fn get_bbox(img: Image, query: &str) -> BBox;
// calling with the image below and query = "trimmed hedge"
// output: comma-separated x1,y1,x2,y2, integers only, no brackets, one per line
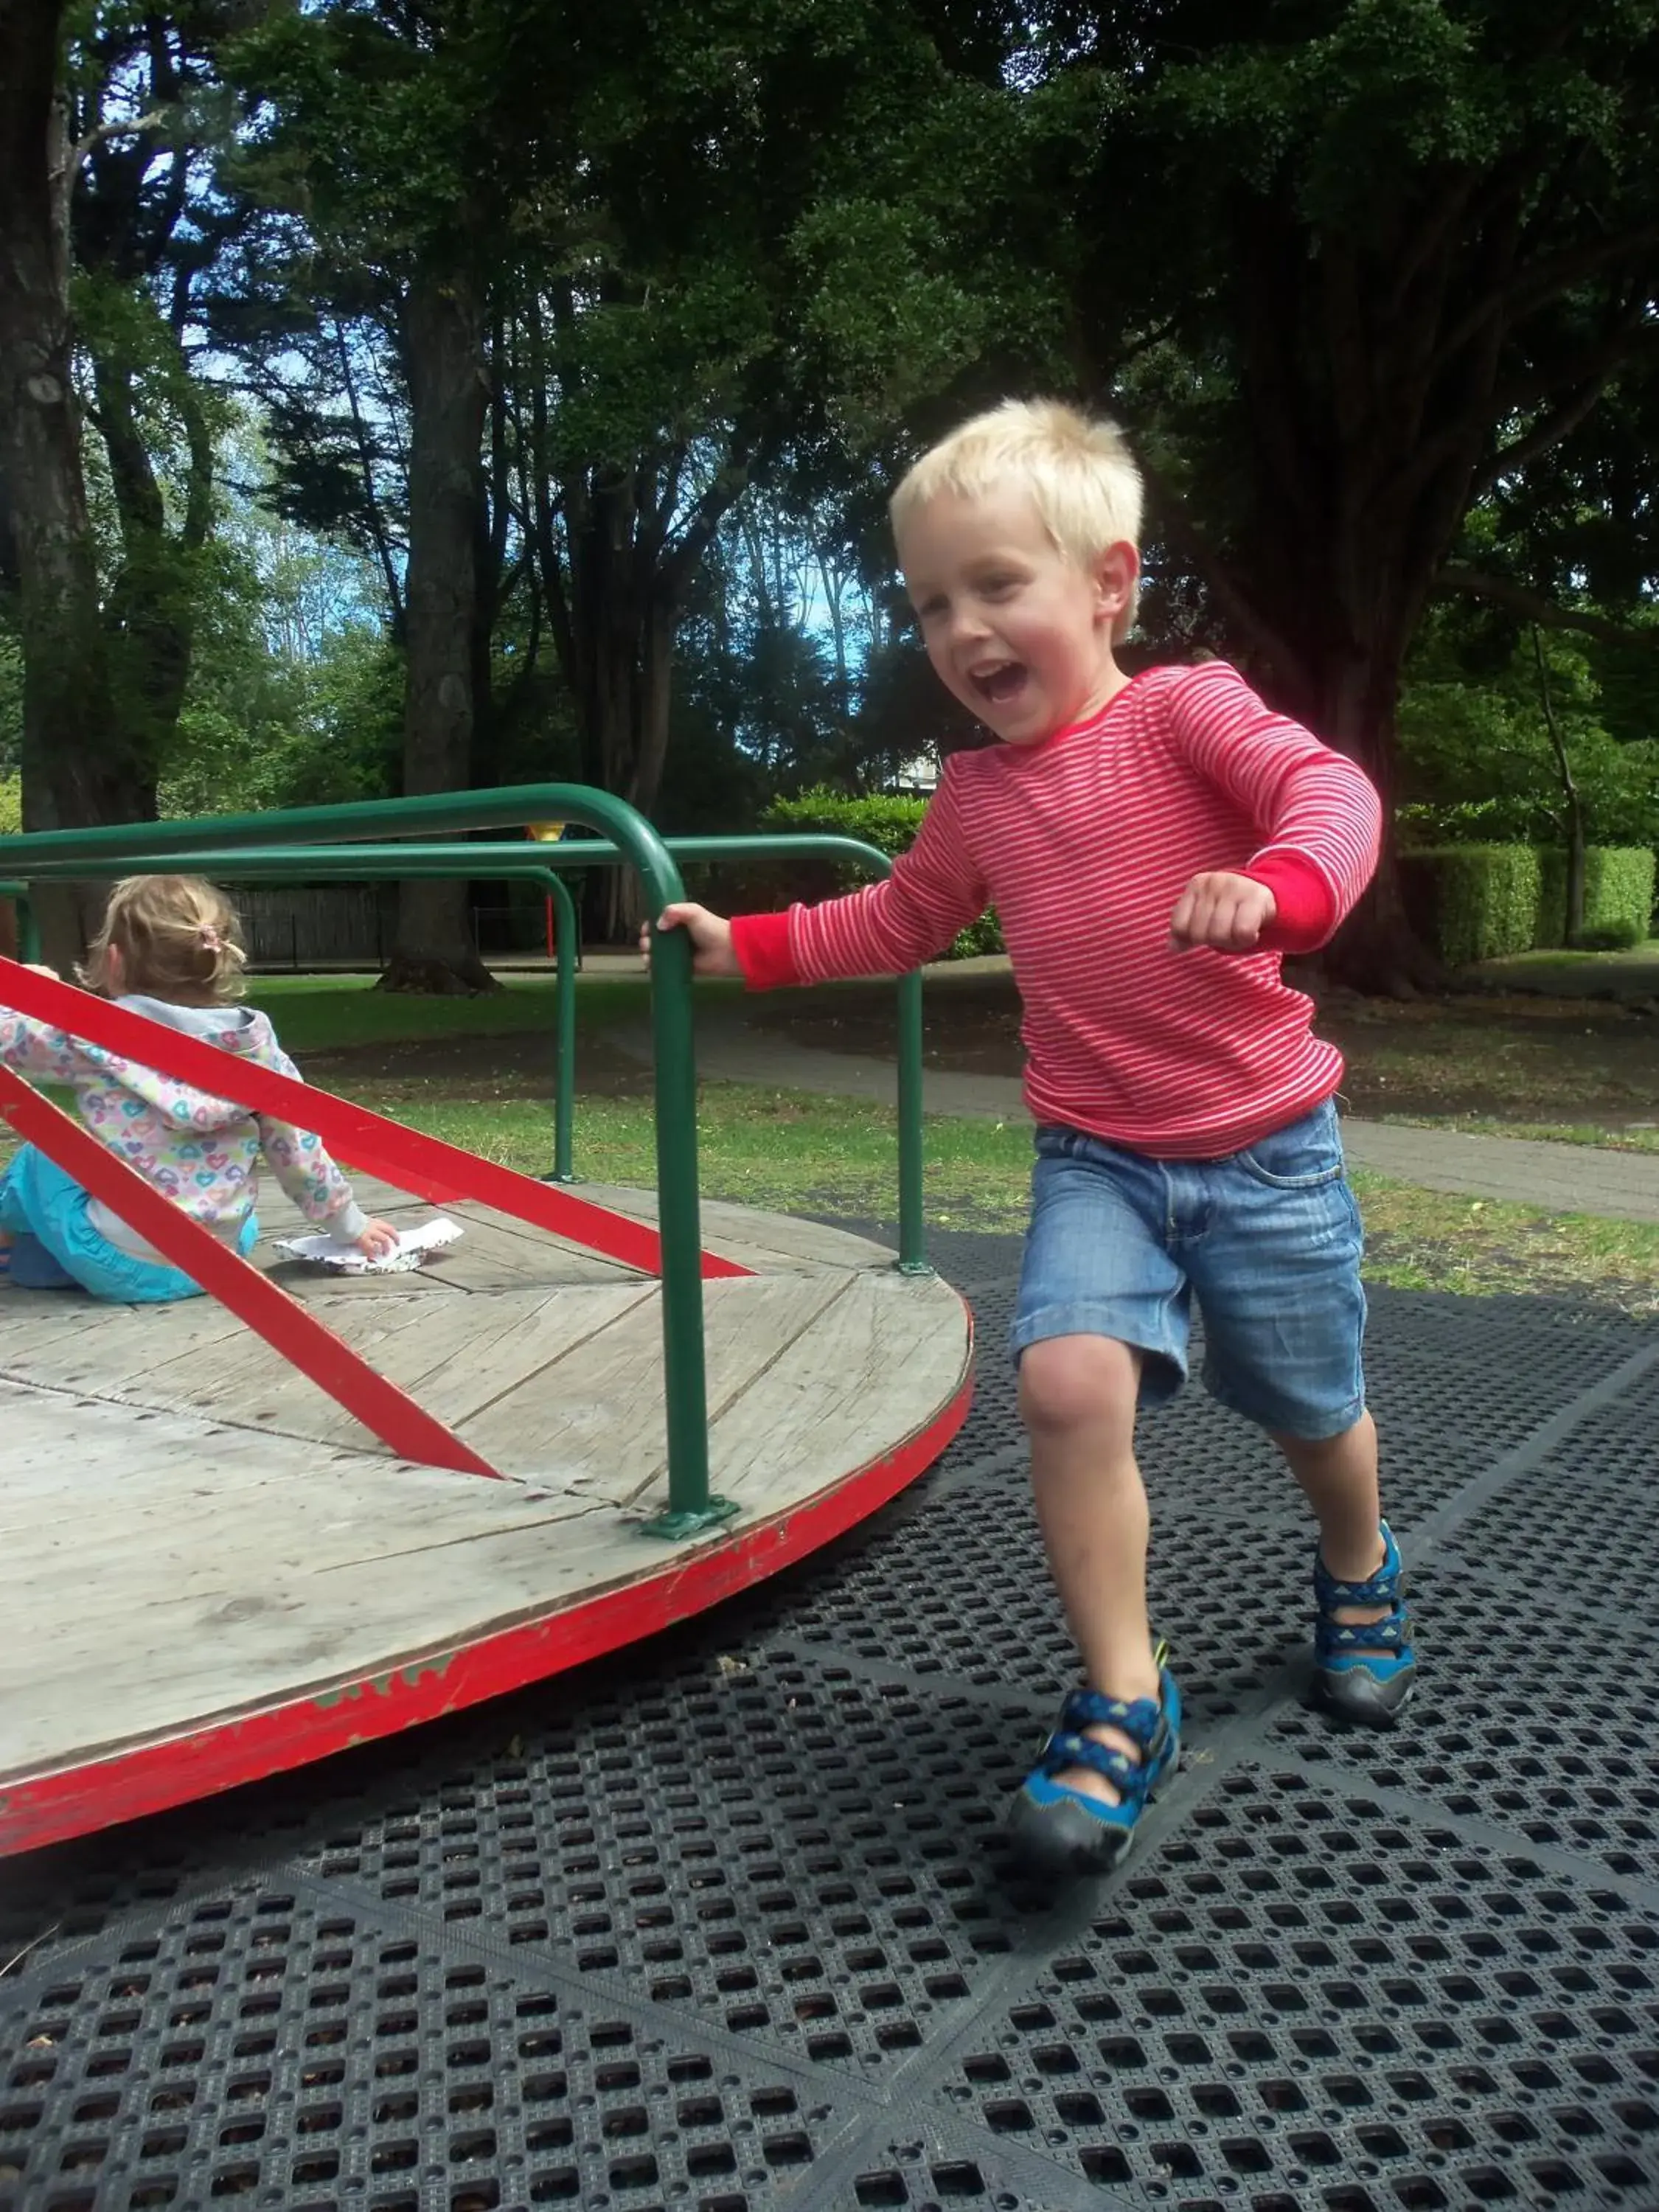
1402,841,1655,964
1399,844,1543,967
1537,845,1656,951
763,789,932,859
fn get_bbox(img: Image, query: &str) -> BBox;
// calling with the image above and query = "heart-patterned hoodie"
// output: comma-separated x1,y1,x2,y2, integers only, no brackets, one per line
0,992,367,1260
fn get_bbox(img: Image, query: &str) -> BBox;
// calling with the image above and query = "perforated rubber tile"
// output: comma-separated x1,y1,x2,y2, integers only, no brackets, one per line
0,1882,867,2211
5,1227,1659,2212
929,1773,1659,2211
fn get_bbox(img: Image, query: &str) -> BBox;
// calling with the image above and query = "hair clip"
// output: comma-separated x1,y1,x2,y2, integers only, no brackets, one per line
199,925,222,953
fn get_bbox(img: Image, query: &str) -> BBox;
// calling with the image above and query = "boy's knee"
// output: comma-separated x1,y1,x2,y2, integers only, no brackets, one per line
1018,1334,1140,1439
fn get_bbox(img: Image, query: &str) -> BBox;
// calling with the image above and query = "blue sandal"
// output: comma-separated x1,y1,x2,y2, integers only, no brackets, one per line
1007,1666,1182,1878
1312,1520,1416,1725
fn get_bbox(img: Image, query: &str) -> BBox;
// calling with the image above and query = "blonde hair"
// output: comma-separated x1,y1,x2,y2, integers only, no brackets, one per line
891,399,1144,639
80,875,248,1004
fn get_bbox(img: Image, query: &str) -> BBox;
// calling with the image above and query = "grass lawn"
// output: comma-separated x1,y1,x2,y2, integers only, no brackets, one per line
339,1077,1659,1317
7,965,1657,1315
1476,939,1659,1001
246,971,742,1053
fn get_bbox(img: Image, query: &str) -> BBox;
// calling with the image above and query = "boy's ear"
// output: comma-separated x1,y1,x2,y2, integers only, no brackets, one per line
1093,541,1138,627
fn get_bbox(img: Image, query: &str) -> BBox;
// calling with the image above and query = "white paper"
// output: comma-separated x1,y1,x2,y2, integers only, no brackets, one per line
274,1215,464,1276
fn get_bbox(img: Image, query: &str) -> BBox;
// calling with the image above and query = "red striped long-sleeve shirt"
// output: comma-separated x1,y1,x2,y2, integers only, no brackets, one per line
730,661,1380,1158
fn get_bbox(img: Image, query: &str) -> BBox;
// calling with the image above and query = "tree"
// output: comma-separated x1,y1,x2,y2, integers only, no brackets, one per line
501,0,949,927
1030,0,1659,985
0,0,266,962
391,260,493,990
1395,598,1659,874
67,1,257,822
159,420,401,817
227,0,517,989
0,0,118,849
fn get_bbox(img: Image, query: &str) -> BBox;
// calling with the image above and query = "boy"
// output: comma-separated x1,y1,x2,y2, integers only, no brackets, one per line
651,400,1415,1878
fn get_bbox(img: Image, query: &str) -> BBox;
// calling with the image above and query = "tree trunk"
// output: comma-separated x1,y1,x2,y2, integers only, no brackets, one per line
91,330,212,819
546,459,751,940
550,470,654,940
0,0,122,966
380,263,498,995
585,592,677,941
529,295,764,939
819,551,851,724
1147,178,1561,998
630,597,676,821
1307,647,1445,998
1533,625,1585,940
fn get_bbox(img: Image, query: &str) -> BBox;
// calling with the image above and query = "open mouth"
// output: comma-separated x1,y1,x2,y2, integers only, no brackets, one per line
970,661,1029,706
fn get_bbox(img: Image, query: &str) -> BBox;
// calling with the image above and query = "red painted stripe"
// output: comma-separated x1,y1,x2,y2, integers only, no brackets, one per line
0,958,752,1281
0,1067,502,1477
0,1331,974,1857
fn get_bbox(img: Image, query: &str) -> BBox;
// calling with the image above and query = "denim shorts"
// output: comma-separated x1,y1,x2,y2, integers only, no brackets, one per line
1011,1099,1366,1439
0,1143,259,1304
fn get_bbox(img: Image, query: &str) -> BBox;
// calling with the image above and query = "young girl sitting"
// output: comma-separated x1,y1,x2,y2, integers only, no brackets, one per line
0,874,399,1299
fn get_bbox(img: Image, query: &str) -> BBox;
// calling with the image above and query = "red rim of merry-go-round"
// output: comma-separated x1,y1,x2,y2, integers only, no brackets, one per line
0,1352,973,1859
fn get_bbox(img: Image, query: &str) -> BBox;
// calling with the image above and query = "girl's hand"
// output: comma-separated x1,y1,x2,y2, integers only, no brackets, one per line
1169,872,1277,953
23,963,61,981
355,1217,403,1259
639,904,741,978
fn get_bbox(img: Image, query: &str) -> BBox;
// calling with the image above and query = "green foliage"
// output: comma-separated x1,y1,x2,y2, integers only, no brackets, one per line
1573,919,1649,951
161,619,401,817
0,777,21,837
765,787,929,857
15,0,1659,1002
1537,846,1658,949
1399,613,1659,849
669,599,844,814
1582,846,1655,947
1399,845,1544,967
0,634,21,780
151,414,403,817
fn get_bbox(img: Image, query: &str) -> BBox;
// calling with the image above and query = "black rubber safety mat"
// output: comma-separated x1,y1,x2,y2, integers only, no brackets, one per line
4,1226,1658,2212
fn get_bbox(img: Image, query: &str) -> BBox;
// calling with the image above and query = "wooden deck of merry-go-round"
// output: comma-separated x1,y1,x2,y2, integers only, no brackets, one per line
0,1172,972,1859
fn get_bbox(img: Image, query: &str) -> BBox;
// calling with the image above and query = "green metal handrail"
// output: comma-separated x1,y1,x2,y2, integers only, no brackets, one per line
7,855,582,1184
17,831,932,1273
1,798,939,1524
0,788,725,1539
0,883,39,963
555,834,928,1279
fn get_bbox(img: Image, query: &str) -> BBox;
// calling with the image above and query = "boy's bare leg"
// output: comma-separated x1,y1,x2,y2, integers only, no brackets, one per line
1021,1335,1163,1805
1275,1411,1393,1641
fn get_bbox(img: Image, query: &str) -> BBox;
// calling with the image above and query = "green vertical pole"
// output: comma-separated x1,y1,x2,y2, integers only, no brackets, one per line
894,969,931,1274
541,870,578,1183
642,911,735,1538
0,885,40,963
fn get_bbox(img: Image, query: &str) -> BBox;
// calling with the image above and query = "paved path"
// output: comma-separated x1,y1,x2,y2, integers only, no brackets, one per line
612,1006,1659,1224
